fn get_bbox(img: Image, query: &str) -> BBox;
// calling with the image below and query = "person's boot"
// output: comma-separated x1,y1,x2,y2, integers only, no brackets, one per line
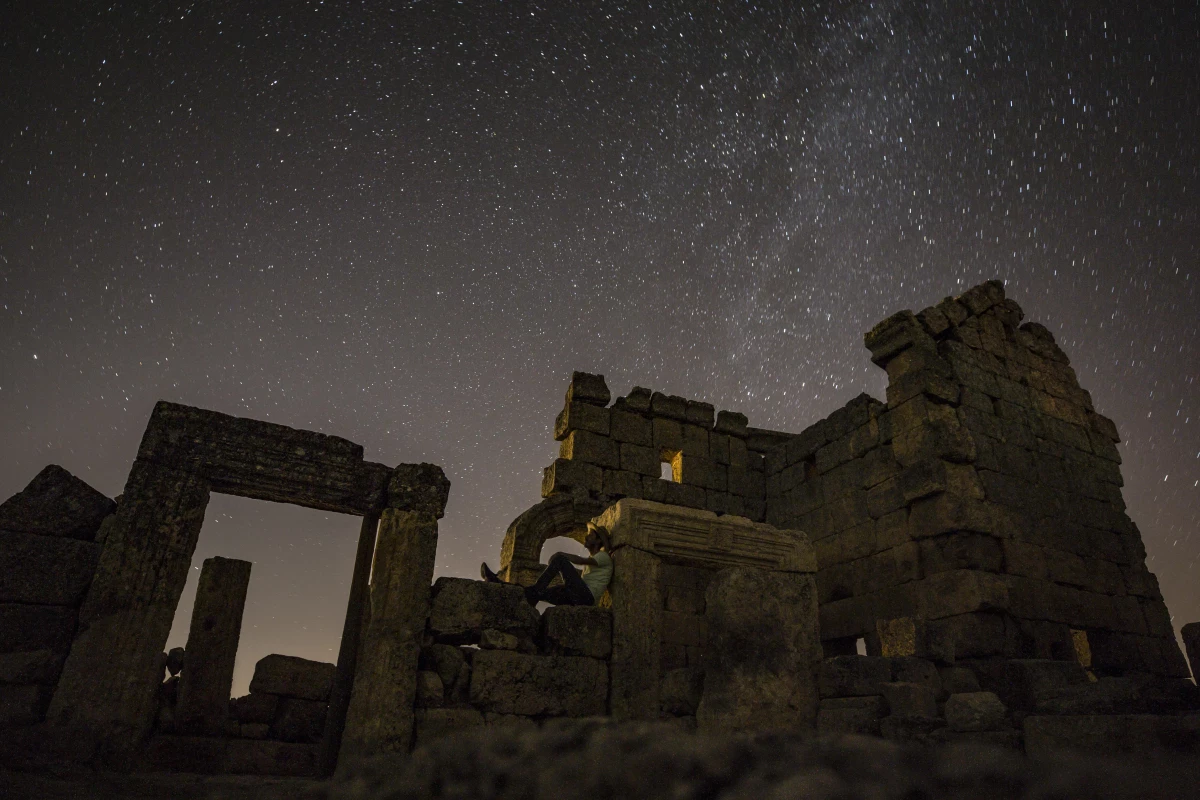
480,562,501,583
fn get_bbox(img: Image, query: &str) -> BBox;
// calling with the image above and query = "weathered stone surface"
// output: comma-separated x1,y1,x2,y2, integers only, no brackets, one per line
879,681,938,717
46,462,211,744
342,510,440,759
555,401,611,440
414,671,444,708
542,458,604,496
176,556,251,734
223,738,319,777
484,712,539,731
565,371,611,407
0,602,76,653
877,617,927,658
540,605,612,658
697,568,821,733
879,714,946,743
0,465,114,540
938,666,981,695
819,656,892,698
249,655,335,701
817,695,885,735
479,628,520,651
1024,714,1200,755
968,659,1089,715
469,650,607,717
944,691,1008,732
413,708,484,747
609,546,661,720
661,667,704,715
428,577,540,644
0,684,49,726
269,697,327,743
240,722,270,739
0,649,64,685
386,463,451,518
230,692,279,725
418,644,467,698
0,530,101,606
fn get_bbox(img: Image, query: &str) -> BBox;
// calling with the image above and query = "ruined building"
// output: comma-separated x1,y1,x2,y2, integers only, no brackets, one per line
0,280,1196,777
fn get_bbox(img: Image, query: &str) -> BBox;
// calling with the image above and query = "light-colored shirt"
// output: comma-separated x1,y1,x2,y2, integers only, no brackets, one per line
581,550,613,600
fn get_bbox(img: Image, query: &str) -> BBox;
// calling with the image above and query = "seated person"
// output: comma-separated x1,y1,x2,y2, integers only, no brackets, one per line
481,523,612,607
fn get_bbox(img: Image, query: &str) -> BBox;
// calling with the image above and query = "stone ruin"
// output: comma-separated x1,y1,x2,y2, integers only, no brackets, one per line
0,280,1196,779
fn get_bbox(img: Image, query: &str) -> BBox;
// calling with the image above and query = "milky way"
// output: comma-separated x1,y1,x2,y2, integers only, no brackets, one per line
2,1,1196,694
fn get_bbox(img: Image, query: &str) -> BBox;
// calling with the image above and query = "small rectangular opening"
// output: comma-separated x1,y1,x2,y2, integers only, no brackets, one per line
660,450,683,482
855,637,868,656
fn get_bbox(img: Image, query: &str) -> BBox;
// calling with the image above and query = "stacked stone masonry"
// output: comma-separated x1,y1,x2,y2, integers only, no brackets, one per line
763,280,1188,680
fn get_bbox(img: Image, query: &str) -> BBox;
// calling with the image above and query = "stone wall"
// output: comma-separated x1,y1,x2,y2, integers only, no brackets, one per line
764,281,1188,679
0,466,113,727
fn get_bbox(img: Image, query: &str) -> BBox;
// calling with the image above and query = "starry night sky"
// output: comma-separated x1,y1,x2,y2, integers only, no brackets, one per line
2,2,1196,695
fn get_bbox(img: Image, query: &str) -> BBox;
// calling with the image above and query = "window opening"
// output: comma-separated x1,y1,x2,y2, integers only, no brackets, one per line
661,449,683,482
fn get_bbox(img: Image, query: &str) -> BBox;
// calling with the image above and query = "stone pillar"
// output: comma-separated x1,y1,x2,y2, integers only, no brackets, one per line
47,461,211,748
175,556,252,734
696,567,822,734
608,545,662,720
339,509,439,760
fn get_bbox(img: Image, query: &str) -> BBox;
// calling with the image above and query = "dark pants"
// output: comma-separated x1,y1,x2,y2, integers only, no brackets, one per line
528,553,595,606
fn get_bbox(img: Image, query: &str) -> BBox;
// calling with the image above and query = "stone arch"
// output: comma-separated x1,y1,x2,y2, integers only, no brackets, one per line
498,493,598,585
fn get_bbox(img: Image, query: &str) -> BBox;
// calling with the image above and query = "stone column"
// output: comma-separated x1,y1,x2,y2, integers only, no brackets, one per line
339,509,439,760
175,556,252,734
608,545,662,720
47,461,211,748
696,567,822,733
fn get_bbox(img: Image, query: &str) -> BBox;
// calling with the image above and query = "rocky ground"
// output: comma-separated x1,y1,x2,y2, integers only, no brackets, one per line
4,720,1198,799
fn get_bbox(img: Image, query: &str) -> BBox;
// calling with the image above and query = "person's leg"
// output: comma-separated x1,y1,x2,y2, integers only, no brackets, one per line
558,561,596,606
526,554,582,603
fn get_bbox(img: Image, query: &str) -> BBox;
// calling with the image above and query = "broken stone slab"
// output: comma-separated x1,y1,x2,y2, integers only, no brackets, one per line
468,650,607,717
565,371,611,407
386,463,451,518
660,667,704,716
817,696,885,736
175,556,251,735
819,656,892,698
248,654,335,701
269,697,328,743
0,649,65,685
413,707,484,748
879,682,939,718
0,530,101,606
479,628,520,651
697,567,822,734
230,693,279,725
944,691,1008,732
0,465,115,541
428,577,540,645
540,605,612,659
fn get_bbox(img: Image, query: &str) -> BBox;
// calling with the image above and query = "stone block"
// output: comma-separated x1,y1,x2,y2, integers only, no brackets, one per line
269,697,327,743
660,667,704,715
818,656,892,698
652,417,684,452
0,464,114,540
619,444,660,478
944,691,1007,731
697,568,821,733
1023,713,1200,756
602,469,643,498
650,392,688,420
715,410,749,437
662,481,707,509
230,692,279,724
817,695,885,735
176,556,251,735
908,493,998,538
413,707,484,747
565,371,610,406
468,650,607,717
428,577,541,644
969,658,1089,714
919,532,1003,574
555,401,611,440
0,602,76,654
728,437,749,468
879,681,938,717
876,618,927,658
879,714,946,743
927,612,1008,660
240,723,270,739
610,409,652,446
386,463,451,517
418,644,467,696
685,401,715,428
680,425,710,458
613,386,652,413
560,430,619,469
542,458,603,497
540,605,612,659
709,433,731,465
661,611,704,647
480,628,521,650
0,530,101,606
0,683,50,726
0,649,64,685
248,655,334,702
141,734,229,774
223,738,319,777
